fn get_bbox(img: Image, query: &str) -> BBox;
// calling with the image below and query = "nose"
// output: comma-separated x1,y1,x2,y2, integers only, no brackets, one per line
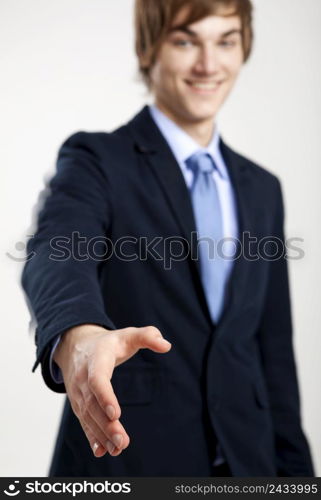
194,44,218,75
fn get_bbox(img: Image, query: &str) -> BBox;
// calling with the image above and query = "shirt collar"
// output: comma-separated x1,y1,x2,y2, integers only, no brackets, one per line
148,104,228,179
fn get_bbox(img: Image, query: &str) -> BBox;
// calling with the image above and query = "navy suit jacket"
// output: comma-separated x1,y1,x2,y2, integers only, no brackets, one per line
22,106,314,476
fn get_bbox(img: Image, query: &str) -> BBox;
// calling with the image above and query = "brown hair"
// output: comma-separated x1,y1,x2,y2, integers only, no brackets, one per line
135,0,253,87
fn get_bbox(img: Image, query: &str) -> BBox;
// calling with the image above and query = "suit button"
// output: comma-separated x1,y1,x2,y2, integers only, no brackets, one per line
135,143,154,154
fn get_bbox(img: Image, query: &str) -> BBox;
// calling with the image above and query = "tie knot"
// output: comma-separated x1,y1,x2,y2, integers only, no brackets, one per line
185,152,215,175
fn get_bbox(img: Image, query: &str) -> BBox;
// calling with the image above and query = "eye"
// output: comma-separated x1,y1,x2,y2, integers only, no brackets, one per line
218,39,237,48
172,39,195,48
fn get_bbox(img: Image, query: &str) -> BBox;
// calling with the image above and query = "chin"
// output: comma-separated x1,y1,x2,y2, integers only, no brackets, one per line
183,106,218,123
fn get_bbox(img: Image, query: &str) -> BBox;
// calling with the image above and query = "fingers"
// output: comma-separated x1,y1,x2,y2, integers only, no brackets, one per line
81,388,130,452
82,423,124,458
82,422,106,458
69,384,127,459
80,405,127,457
87,369,122,421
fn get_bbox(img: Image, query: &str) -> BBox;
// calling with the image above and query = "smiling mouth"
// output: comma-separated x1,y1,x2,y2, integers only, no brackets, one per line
185,80,222,92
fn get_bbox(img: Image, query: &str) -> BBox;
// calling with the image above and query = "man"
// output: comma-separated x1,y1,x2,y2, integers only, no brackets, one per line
22,0,315,477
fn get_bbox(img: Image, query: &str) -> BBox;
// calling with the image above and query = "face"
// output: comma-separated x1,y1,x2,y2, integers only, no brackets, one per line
150,9,244,128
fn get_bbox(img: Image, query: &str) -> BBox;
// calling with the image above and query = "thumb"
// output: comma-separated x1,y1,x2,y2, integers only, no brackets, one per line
132,326,172,353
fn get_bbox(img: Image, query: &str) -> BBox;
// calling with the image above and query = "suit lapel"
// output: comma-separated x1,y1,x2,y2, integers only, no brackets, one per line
127,106,259,331
128,106,197,245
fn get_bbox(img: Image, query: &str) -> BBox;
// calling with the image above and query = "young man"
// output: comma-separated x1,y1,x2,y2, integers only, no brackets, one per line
22,0,314,477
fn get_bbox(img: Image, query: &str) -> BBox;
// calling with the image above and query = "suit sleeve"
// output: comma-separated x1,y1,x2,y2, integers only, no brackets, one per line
21,132,117,393
257,178,314,476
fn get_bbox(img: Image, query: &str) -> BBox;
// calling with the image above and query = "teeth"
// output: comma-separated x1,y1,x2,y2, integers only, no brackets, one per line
189,82,219,90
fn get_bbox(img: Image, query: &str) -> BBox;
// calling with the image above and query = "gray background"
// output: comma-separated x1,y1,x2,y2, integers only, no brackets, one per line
0,0,320,476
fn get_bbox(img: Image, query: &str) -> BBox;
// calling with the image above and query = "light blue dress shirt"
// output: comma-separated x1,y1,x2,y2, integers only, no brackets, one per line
50,105,238,468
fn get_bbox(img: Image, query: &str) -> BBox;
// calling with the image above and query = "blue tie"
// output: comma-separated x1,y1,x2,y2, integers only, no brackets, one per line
186,152,226,323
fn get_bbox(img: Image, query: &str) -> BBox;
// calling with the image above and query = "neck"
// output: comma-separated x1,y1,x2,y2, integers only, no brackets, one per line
154,102,215,148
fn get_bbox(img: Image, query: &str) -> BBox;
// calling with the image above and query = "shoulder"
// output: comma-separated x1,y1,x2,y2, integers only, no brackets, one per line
55,124,137,186
59,124,133,160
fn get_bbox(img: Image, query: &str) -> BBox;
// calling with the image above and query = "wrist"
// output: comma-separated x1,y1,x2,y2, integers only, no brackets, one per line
53,324,109,369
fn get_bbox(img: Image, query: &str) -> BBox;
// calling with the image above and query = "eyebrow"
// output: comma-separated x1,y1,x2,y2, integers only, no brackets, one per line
169,26,242,38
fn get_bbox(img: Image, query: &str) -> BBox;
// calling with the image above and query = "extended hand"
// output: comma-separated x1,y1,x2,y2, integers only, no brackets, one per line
53,324,171,458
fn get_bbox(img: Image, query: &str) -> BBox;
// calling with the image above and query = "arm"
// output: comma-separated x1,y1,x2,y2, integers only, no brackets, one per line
21,133,171,456
257,178,314,476
21,132,116,391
